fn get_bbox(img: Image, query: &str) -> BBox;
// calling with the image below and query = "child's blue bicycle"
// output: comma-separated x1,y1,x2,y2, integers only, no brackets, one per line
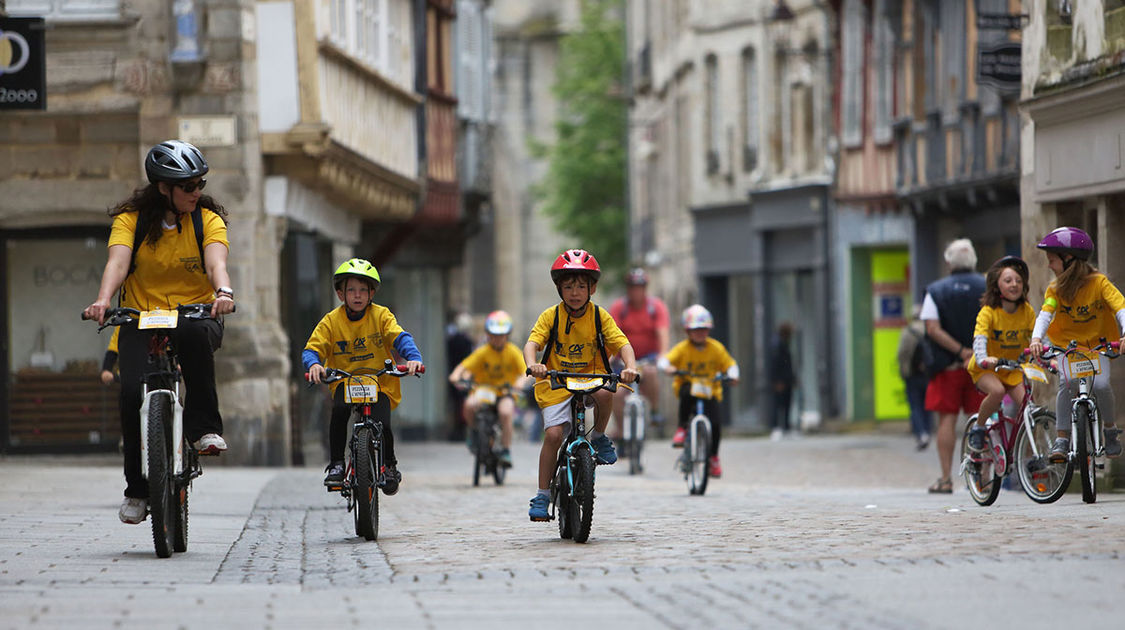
532,369,626,543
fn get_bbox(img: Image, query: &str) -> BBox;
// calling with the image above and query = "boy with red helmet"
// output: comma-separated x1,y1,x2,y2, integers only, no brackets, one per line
524,249,639,521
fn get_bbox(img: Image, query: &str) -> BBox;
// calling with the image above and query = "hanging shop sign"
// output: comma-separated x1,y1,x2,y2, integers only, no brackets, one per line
0,17,47,110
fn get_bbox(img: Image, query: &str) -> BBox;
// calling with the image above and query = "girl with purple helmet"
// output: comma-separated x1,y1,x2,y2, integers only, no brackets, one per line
1028,227,1125,461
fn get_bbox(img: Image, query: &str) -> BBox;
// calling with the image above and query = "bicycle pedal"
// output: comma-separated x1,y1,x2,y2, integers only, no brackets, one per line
529,516,552,522
325,484,344,492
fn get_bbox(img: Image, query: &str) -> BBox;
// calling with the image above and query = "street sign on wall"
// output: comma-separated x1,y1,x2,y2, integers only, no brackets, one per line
978,42,1021,91
0,17,47,110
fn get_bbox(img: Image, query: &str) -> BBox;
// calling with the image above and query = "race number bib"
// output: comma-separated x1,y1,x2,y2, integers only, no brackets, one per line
690,378,713,399
474,386,498,405
138,309,178,330
344,383,379,404
566,377,603,391
1064,353,1100,379
1021,363,1049,384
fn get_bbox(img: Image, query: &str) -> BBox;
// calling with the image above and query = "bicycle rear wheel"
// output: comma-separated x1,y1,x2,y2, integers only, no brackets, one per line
570,448,596,543
1075,406,1097,503
960,419,1001,506
1015,410,1070,503
147,395,176,558
353,427,380,540
688,418,711,496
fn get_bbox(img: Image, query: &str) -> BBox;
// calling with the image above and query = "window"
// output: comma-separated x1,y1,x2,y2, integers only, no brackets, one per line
872,0,897,144
705,54,720,175
939,0,966,124
7,0,119,20
841,0,866,148
741,47,759,172
327,0,396,76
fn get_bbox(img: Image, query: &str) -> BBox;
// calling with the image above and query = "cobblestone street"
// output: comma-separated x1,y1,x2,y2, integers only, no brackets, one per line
1,434,1122,629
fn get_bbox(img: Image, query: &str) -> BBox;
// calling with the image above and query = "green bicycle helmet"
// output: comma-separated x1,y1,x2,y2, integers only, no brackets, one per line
332,258,381,291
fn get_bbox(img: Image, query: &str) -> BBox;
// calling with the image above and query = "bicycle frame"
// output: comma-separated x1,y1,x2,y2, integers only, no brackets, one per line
558,393,597,503
622,389,646,443
1047,342,1117,460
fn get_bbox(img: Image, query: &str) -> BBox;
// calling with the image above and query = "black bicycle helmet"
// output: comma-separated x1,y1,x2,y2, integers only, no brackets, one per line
145,140,209,183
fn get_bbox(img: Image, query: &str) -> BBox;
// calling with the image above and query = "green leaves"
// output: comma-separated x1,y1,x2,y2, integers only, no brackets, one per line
534,0,627,282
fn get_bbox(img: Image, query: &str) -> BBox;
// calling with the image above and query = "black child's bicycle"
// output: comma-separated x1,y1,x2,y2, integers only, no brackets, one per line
310,360,423,541
529,369,629,543
456,380,510,487
83,303,225,558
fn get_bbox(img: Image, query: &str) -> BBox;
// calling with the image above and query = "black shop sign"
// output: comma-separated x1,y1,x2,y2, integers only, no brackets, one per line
0,17,47,110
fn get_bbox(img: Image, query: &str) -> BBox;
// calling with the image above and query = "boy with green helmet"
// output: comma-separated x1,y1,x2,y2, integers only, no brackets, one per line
303,258,425,492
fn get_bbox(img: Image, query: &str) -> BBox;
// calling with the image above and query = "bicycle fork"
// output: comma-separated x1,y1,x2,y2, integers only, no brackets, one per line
139,384,184,479
1071,391,1104,460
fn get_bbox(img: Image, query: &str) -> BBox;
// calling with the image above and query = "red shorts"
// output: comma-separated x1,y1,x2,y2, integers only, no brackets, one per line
924,368,985,415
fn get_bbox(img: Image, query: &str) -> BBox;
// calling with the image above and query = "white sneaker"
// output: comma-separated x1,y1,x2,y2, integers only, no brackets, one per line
193,433,228,455
770,428,783,442
119,497,147,524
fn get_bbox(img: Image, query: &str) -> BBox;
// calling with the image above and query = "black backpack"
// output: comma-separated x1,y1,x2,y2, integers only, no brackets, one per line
539,304,613,373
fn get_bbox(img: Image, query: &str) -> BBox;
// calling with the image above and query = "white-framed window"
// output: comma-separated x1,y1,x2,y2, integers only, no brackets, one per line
872,0,896,144
7,0,119,20
841,0,866,148
457,0,489,121
327,0,396,77
741,46,759,172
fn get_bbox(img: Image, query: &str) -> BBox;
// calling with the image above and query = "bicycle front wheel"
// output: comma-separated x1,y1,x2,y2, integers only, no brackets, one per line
688,418,711,496
627,403,643,475
147,395,176,558
554,459,573,540
960,419,1001,506
1015,410,1070,503
353,427,380,540
570,448,596,543
1075,405,1097,503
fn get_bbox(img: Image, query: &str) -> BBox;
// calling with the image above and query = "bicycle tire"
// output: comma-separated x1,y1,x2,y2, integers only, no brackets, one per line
1075,405,1097,503
555,462,573,540
689,418,711,496
960,419,1001,506
147,395,176,558
627,403,642,476
1015,410,1070,503
472,427,482,487
492,423,506,485
172,464,188,552
354,426,380,540
571,447,596,543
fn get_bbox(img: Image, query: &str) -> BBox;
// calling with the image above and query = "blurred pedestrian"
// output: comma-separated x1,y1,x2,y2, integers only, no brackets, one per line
446,312,474,442
896,304,931,450
769,322,796,441
921,238,986,494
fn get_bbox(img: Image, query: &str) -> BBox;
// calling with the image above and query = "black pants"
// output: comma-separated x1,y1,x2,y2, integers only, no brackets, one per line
118,318,224,499
678,384,721,457
772,387,793,431
329,386,396,467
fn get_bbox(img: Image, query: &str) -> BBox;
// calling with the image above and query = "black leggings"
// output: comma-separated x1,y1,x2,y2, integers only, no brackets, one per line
677,384,721,457
329,386,396,466
118,318,224,499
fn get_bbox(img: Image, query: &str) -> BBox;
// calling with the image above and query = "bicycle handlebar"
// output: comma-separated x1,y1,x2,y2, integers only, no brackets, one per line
306,359,425,385
526,368,626,393
81,303,231,332
671,370,735,383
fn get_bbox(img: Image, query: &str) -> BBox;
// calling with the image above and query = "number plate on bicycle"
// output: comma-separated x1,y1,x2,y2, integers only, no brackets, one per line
690,379,713,399
138,309,178,329
474,387,498,405
344,383,379,404
1021,363,1049,384
1065,354,1100,379
566,377,603,391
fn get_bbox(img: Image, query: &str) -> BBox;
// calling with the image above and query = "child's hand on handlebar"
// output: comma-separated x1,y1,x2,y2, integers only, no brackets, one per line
526,363,547,379
1028,339,1044,359
403,360,423,376
980,356,997,369
307,364,326,384
620,367,640,384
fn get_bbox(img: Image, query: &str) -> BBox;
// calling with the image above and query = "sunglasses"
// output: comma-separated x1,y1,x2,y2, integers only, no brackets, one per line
175,178,207,193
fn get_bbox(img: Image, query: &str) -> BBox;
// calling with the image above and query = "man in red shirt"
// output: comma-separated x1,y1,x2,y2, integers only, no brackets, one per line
610,268,670,435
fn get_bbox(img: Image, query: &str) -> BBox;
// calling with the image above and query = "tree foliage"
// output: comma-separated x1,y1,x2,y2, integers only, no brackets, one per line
533,0,627,282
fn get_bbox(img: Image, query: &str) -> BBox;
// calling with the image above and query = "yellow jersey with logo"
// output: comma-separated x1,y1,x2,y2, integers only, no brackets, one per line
665,338,737,401
108,209,228,311
967,302,1034,386
459,342,527,389
1042,274,1125,348
304,304,408,408
527,302,630,408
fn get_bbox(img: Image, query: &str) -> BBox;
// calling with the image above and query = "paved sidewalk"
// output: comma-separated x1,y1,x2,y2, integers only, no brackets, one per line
1,435,1122,629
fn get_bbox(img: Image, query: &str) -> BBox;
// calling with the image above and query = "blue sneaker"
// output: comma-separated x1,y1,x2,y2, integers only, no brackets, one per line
528,494,549,521
968,425,988,452
591,434,617,465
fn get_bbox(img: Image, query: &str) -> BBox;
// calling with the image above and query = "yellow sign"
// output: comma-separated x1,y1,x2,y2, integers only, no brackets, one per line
138,309,178,330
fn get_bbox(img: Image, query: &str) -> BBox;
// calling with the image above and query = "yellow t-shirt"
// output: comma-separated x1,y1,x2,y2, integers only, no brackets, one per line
304,304,409,408
459,342,527,389
967,302,1034,384
108,209,229,311
1041,274,1125,348
527,302,630,408
664,338,737,401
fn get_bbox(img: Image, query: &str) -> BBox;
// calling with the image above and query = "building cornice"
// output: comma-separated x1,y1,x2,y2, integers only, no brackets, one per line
1022,70,1125,125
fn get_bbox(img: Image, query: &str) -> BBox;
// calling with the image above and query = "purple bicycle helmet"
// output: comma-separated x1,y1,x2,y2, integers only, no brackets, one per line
1036,227,1094,261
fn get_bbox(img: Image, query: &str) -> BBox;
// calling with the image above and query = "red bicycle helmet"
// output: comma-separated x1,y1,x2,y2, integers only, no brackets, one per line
550,249,601,283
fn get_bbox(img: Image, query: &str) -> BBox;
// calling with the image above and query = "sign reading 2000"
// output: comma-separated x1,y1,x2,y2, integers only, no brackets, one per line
0,18,47,111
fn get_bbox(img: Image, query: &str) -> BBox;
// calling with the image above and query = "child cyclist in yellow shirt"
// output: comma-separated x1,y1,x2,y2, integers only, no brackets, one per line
448,310,528,467
964,256,1035,452
1029,227,1125,461
304,259,425,493
524,249,639,521
658,305,739,478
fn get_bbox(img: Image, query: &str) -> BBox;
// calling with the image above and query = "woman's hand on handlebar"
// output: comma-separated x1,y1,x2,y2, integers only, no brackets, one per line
83,299,111,325
211,294,235,318
307,363,326,385
526,363,547,379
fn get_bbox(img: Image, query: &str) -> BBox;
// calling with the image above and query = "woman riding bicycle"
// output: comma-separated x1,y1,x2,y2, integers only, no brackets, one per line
83,140,235,525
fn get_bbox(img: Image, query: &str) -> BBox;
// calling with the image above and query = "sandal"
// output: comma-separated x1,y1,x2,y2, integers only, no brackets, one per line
927,477,953,494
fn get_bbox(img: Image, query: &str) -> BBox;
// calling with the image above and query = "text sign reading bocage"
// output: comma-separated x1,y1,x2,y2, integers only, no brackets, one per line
978,42,1021,90
0,17,47,110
